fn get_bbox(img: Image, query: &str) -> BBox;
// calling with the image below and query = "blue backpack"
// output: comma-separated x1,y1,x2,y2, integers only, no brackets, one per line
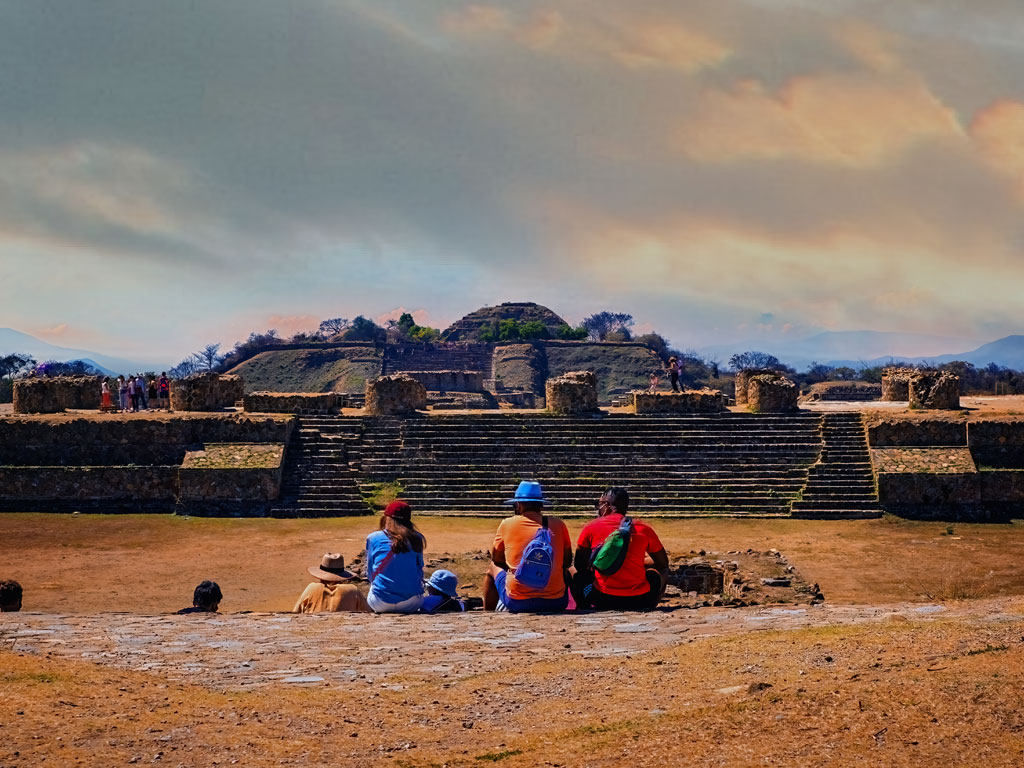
514,516,555,590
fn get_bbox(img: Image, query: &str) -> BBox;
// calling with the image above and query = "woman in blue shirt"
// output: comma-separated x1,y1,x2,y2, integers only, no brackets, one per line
365,500,426,613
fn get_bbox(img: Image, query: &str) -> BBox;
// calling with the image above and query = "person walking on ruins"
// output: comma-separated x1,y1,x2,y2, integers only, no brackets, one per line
293,554,371,613
158,372,170,410
365,500,426,613
177,580,222,613
571,487,668,611
483,481,572,613
667,356,681,392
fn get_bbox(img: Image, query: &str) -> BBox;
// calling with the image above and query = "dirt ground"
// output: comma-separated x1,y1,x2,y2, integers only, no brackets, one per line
4,515,1024,766
2,514,1024,613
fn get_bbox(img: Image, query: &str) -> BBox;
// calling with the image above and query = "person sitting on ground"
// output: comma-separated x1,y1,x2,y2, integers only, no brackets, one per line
0,579,23,612
365,500,426,613
421,569,465,613
293,553,371,613
177,580,222,614
484,480,572,613
572,487,668,612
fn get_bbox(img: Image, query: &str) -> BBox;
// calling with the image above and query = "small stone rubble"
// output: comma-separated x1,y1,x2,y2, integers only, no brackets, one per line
664,549,823,609
364,374,427,415
632,389,724,414
881,367,916,401
733,369,776,406
908,371,961,410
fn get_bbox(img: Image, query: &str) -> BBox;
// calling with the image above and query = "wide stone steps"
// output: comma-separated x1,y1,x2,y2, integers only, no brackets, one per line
791,412,881,520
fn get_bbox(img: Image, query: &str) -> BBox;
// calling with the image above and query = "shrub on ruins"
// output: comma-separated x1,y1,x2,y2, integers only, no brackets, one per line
0,353,35,402
341,315,387,343
556,324,589,340
581,311,634,342
387,313,441,343
519,320,550,340
217,330,281,371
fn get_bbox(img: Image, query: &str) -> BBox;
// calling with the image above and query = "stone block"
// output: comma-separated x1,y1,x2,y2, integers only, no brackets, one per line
632,389,725,414
865,416,967,447
545,370,599,415
908,371,960,410
881,367,915,401
733,369,775,406
178,443,285,501
365,374,427,415
243,391,342,415
12,376,104,414
170,373,244,412
747,374,798,413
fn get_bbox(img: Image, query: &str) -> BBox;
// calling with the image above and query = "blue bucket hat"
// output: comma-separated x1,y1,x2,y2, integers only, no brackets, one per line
504,480,548,506
426,569,459,599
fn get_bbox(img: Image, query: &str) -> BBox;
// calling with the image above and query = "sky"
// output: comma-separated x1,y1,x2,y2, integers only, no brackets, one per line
3,0,1024,365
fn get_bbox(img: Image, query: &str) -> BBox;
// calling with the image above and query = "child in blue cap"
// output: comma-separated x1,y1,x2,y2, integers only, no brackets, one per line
421,569,465,613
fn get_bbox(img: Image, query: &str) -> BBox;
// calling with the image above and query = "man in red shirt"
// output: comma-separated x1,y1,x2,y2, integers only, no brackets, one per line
572,487,669,611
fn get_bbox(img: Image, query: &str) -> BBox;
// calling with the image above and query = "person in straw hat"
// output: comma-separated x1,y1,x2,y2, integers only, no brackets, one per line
293,553,371,613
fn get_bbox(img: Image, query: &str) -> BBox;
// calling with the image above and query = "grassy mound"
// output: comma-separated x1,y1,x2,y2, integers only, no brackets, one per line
544,341,662,401
227,347,383,393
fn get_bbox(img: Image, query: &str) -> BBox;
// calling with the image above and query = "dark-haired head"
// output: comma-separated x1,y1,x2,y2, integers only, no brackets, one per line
601,487,630,514
0,579,22,612
380,500,424,553
192,580,222,611
514,501,544,515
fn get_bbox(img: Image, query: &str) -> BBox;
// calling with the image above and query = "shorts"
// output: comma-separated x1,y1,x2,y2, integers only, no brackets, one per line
367,591,424,614
576,569,662,612
494,569,568,613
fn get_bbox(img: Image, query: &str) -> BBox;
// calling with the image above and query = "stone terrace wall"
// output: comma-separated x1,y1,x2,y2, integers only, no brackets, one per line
404,370,484,393
865,415,967,447
546,370,599,415
0,466,178,501
734,369,776,406
801,382,882,402
170,373,244,412
0,414,294,466
178,443,285,513
364,374,427,415
747,374,798,413
12,376,104,414
492,344,546,395
633,389,725,414
881,367,916,401
243,392,343,415
908,371,961,410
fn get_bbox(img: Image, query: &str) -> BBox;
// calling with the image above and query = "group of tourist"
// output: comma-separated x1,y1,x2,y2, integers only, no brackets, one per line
4,481,668,616
101,373,171,412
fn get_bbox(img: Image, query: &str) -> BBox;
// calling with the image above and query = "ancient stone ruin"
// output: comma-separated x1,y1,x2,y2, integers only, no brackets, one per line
545,370,599,415
243,391,343,415
364,374,427,415
403,370,483,393
747,373,798,413
733,368,777,406
170,373,244,412
908,370,961,410
632,389,725,414
881,367,916,401
12,375,103,414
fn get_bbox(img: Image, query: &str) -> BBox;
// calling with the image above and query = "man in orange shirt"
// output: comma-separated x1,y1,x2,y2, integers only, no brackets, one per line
483,481,572,613
572,487,668,611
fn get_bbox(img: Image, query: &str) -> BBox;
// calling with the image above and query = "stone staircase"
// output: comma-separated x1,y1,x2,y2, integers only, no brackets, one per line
269,418,367,517
791,412,882,519
356,412,824,516
382,343,493,376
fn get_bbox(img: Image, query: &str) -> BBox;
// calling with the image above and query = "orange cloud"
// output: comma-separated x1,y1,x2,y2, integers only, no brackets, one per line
266,314,320,337
33,323,71,338
971,100,1024,198
676,72,964,166
376,307,433,327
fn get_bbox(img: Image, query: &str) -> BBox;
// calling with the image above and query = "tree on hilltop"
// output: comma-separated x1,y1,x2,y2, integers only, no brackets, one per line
318,317,350,338
581,312,634,342
728,350,781,372
197,343,223,371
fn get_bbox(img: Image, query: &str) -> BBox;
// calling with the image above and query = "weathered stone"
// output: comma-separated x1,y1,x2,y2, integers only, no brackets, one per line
747,374,798,413
492,344,546,395
801,382,881,403
864,415,967,447
170,373,244,412
403,370,483,393
734,369,775,406
12,376,104,414
179,443,285,501
908,371,961,410
881,367,916,401
632,389,725,414
364,374,427,415
545,370,599,415
243,391,343,415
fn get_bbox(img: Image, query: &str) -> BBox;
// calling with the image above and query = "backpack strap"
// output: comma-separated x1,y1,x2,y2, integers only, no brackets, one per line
369,548,395,584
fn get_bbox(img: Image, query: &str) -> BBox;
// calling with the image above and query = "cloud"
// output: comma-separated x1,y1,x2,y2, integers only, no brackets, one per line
266,315,320,338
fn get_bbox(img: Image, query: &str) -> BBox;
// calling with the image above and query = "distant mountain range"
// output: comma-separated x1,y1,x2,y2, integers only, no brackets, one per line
0,328,163,376
696,331,1024,371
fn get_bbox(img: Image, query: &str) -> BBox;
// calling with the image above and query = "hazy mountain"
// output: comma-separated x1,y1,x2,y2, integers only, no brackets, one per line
0,328,163,375
696,331,984,371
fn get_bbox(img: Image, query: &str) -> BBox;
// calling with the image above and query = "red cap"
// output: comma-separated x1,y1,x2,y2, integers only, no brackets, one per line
384,500,412,519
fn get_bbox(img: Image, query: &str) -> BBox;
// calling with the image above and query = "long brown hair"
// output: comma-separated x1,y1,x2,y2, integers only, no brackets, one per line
379,514,425,554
